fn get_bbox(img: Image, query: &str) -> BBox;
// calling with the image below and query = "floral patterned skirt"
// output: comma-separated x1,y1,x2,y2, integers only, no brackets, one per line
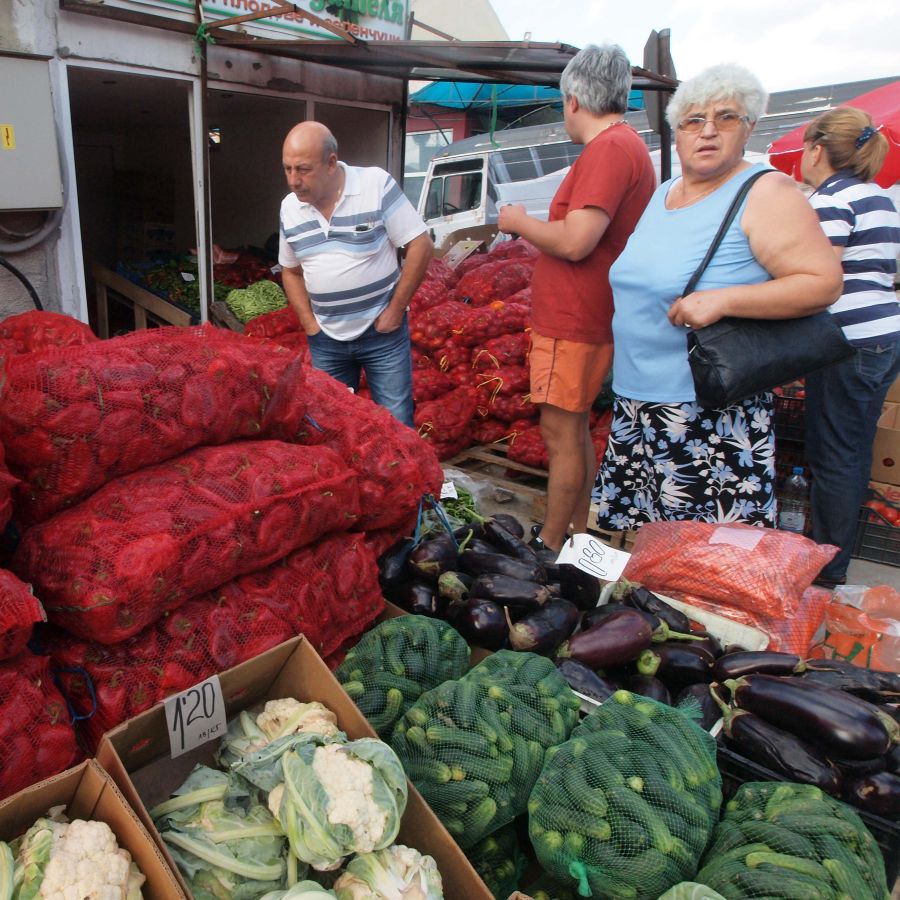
592,393,777,530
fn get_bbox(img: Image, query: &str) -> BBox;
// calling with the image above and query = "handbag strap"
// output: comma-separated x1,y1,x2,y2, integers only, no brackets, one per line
682,169,771,297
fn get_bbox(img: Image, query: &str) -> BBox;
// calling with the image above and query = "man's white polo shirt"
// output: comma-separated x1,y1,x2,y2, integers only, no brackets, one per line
278,163,427,341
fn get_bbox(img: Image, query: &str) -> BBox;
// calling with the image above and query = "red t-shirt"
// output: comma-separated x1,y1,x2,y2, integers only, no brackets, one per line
530,124,655,344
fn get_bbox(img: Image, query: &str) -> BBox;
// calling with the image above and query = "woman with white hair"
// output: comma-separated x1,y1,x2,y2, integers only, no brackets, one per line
593,64,842,529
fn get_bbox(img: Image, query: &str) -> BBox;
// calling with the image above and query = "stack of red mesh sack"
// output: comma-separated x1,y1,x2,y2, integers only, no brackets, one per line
1,317,440,760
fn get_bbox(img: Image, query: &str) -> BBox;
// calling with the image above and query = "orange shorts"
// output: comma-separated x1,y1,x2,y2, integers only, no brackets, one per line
529,331,613,413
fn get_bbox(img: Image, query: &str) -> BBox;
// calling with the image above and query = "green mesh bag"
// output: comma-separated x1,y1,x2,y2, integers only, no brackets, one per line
335,615,470,738
391,651,580,849
529,691,722,899
695,781,890,900
524,873,581,900
467,822,526,899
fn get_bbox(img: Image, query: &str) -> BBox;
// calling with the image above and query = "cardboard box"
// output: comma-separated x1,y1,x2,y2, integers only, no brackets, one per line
97,636,492,899
871,402,900,485
886,375,900,405
0,759,186,899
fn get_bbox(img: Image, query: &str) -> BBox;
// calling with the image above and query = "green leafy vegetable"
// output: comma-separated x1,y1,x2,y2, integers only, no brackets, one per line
333,844,443,899
226,280,288,323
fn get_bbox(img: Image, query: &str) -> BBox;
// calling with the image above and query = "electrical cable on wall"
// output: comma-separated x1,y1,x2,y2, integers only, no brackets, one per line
0,257,44,311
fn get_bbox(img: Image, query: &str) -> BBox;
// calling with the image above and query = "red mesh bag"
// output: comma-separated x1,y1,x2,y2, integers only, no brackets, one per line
0,443,18,530
428,433,472,461
454,253,493,280
477,365,530,397
416,385,479,443
487,239,540,261
452,259,534,307
413,365,454,403
505,286,532,306
473,331,531,370
48,531,384,750
471,417,514,445
457,302,529,347
446,363,478,390
0,569,45,662
410,301,472,352
0,325,309,524
590,408,612,464
409,279,450,313
243,305,301,338
0,311,97,354
13,441,359,643
487,391,537,423
434,339,472,372
425,257,459,289
622,522,839,623
270,332,311,364
507,423,548,469
0,651,81,801
295,369,443,531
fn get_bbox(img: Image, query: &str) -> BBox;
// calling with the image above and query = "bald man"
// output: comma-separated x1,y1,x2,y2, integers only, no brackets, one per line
278,122,433,426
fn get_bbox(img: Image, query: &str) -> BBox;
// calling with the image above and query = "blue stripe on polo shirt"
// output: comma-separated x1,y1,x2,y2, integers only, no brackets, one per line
844,257,897,275
842,278,896,295
849,225,900,246
816,206,853,224
313,271,398,303
833,302,900,326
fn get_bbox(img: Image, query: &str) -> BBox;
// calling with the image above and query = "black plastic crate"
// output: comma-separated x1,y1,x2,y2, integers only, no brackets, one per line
774,394,806,444
717,744,900,883
853,505,900,567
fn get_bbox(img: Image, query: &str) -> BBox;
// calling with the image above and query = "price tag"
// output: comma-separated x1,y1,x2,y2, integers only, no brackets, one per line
440,480,459,500
555,533,631,582
709,526,764,551
180,271,196,282
164,675,227,758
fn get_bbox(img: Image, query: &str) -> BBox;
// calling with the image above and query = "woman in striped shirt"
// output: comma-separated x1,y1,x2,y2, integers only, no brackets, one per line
801,106,900,587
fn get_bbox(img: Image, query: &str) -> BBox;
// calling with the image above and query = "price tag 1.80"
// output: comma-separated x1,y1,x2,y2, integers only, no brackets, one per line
163,675,227,758
555,533,631,582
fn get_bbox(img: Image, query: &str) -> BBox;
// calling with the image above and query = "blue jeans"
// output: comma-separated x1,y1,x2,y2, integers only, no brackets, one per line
307,315,414,427
805,339,900,580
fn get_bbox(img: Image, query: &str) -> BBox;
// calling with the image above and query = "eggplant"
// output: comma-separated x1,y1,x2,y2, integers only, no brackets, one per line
437,571,472,604
407,533,458,584
469,573,555,611
448,597,507,649
557,564,602,610
505,598,580,655
843,770,900,817
454,524,485,543
833,755,886,777
488,513,525,538
627,674,671,705
886,743,900,774
805,657,900,694
555,659,618,704
466,538,501,556
555,609,653,669
393,580,446,617
581,602,653,631
687,632,723,659
674,683,722,731
724,643,749,656
378,537,416,590
725,673,894,761
712,650,805,683
458,549,547,584
483,520,539,563
716,700,842,794
638,642,714,689
621,584,692,633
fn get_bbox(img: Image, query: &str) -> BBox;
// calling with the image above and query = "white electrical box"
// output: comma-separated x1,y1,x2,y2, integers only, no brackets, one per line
0,56,63,211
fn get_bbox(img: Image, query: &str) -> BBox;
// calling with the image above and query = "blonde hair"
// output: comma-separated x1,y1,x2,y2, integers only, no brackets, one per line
803,107,888,182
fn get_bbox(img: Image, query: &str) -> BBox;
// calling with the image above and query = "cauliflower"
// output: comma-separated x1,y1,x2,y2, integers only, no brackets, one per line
333,845,443,900
13,817,144,900
257,699,340,742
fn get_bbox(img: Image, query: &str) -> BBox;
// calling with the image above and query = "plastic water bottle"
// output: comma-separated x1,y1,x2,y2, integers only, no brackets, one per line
778,467,808,533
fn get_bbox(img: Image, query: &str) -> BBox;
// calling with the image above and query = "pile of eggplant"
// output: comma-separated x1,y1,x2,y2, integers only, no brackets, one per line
711,653,900,819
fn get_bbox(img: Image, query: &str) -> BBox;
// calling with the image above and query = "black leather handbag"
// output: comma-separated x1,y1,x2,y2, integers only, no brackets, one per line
685,170,853,409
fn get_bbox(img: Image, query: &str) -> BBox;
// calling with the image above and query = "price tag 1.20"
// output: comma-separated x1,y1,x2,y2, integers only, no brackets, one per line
163,675,227,758
555,533,631,582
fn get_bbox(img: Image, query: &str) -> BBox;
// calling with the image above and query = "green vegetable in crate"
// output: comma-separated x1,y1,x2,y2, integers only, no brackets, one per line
467,823,525,899
217,698,344,770
530,691,722,899
269,738,408,872
226,279,288,323
152,765,292,899
259,882,338,899
657,884,727,900
695,781,890,900
524,874,580,900
336,616,470,737
333,844,443,899
391,652,579,849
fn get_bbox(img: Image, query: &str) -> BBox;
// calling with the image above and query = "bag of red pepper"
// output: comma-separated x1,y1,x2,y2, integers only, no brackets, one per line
486,238,539,262
485,391,537,423
0,569,45,662
473,331,531,370
471,417,514,445
0,651,81,801
0,325,310,525
413,365,454,403
0,443,18,531
47,531,383,750
408,279,450,314
416,384,479,444
13,441,360,644
409,301,473,352
507,422,549,469
0,310,98,355
452,259,534,307
424,257,459,289
243,305,301,338
293,369,444,532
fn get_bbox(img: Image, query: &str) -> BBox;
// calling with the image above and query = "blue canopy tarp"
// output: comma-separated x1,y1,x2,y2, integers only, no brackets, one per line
409,81,644,110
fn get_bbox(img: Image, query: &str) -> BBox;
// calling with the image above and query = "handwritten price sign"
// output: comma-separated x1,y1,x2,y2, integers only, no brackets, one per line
555,533,631,582
164,675,227,758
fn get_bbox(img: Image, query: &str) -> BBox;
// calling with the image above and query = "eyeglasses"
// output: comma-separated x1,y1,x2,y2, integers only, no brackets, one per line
677,111,751,133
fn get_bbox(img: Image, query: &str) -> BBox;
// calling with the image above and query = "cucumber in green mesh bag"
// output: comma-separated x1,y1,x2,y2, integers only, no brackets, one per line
336,615,470,738
528,690,722,899
467,822,526,899
391,651,580,849
695,781,890,900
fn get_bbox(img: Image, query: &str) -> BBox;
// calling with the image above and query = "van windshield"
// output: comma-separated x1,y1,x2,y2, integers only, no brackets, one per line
424,159,483,219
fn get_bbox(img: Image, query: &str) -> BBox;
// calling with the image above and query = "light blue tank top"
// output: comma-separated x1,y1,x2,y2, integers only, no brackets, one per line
611,163,771,402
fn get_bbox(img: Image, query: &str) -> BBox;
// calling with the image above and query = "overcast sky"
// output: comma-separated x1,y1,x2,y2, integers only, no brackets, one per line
488,0,899,93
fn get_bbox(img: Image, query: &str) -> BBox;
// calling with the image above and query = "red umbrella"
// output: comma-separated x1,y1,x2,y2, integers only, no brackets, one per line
768,80,900,188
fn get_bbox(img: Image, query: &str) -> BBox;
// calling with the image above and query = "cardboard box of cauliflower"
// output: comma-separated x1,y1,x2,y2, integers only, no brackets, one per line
97,635,493,898
0,758,187,898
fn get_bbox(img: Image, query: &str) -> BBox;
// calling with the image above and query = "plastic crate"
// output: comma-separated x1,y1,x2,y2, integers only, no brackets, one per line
853,505,900,567
773,394,806,444
717,744,900,883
